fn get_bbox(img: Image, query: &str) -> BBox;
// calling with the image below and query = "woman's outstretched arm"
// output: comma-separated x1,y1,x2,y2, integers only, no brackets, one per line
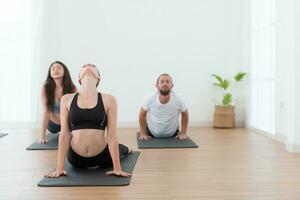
106,95,131,177
39,86,50,143
46,94,72,178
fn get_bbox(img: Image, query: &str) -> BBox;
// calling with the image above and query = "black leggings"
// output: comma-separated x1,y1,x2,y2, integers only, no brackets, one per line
47,120,61,133
67,144,129,168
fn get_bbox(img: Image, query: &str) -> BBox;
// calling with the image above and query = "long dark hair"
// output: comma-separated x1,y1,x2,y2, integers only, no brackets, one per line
44,61,76,111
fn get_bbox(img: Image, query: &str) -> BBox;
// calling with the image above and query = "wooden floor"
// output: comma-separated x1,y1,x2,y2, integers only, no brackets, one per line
1,128,300,200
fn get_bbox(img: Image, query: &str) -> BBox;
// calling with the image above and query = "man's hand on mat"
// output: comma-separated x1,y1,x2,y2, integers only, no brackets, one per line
139,133,151,141
175,133,189,140
106,170,131,177
38,138,47,144
45,169,67,178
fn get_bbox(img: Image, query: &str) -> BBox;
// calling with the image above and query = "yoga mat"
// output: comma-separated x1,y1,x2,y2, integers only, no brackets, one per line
137,132,198,149
0,133,8,138
38,151,140,187
26,133,59,150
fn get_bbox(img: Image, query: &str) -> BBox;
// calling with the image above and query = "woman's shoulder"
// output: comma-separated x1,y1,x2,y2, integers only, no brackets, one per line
101,93,116,101
101,93,117,108
61,93,77,103
60,93,78,109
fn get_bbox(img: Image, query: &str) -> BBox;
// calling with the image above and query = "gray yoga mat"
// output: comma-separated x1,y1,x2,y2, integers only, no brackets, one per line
0,133,8,138
26,133,59,150
137,132,198,149
38,151,140,187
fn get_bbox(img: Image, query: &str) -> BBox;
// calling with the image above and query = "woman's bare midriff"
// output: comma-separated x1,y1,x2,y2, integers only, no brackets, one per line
49,113,60,124
70,129,107,157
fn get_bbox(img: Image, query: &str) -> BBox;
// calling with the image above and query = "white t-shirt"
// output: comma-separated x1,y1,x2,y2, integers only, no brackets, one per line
142,91,187,137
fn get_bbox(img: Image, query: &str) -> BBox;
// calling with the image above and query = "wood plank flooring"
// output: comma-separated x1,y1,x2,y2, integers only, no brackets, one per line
1,128,300,200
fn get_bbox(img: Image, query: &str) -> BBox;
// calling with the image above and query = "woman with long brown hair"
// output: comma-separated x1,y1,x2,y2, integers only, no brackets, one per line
39,61,77,144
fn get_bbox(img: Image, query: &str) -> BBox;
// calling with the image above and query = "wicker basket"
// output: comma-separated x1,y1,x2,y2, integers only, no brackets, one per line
213,105,235,128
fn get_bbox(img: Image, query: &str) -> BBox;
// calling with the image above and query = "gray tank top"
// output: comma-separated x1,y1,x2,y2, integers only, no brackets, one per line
52,101,60,114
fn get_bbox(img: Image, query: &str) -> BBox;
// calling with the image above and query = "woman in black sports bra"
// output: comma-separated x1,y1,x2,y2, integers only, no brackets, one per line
46,64,131,178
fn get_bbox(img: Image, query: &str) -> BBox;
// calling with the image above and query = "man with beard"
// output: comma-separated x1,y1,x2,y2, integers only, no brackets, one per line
139,73,189,140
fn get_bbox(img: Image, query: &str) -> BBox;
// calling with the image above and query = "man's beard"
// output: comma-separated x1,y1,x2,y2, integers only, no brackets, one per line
159,88,171,96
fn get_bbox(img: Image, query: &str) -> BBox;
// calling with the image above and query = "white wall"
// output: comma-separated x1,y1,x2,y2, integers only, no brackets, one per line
294,1,300,148
275,0,295,143
0,0,46,129
275,0,300,152
36,0,247,127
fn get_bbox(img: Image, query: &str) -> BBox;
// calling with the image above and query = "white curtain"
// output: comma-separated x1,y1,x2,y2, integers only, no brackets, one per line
250,0,276,134
0,0,42,127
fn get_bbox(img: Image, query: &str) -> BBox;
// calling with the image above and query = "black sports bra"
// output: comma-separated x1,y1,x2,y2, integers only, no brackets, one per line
69,93,107,131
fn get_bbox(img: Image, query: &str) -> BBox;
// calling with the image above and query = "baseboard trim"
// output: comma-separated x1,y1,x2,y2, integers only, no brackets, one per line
249,127,300,153
118,121,245,128
285,142,300,153
0,120,246,130
249,127,286,144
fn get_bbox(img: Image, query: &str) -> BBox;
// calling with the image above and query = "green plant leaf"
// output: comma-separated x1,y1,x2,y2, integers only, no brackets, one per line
212,74,230,90
223,93,233,106
213,83,223,88
211,74,224,85
223,79,230,90
234,72,247,82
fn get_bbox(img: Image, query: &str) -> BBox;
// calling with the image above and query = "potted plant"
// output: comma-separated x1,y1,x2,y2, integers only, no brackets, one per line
211,72,246,128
